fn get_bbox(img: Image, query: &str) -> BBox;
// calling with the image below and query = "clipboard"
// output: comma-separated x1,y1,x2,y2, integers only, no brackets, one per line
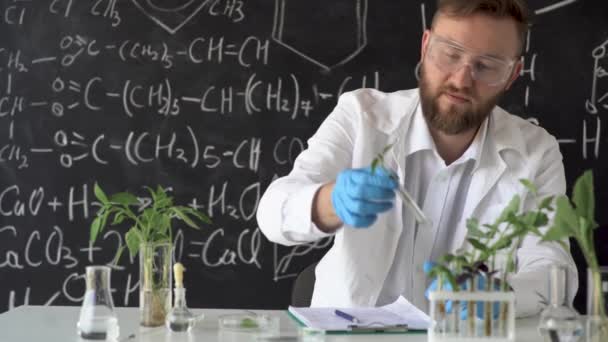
286,310,425,335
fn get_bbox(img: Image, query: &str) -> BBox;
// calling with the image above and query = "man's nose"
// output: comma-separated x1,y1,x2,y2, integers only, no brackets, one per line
448,63,474,89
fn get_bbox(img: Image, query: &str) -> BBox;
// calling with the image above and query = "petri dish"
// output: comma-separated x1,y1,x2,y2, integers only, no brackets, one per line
218,313,280,333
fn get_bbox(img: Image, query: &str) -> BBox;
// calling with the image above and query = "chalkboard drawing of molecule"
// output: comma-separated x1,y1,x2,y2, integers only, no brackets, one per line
131,0,209,34
272,0,368,72
585,39,608,115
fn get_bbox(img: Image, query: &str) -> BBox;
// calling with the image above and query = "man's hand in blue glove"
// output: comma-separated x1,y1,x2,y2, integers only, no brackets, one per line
423,262,500,320
331,166,398,228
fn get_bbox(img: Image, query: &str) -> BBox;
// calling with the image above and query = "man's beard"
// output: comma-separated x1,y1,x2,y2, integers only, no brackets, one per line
419,63,503,135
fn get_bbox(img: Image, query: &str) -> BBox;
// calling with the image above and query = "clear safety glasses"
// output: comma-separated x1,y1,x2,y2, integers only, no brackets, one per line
426,33,517,87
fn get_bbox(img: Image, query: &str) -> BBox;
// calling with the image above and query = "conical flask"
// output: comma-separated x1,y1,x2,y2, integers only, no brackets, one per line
77,266,119,340
538,264,583,341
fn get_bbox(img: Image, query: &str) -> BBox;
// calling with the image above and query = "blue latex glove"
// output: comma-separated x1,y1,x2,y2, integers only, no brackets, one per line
423,261,500,320
331,166,398,228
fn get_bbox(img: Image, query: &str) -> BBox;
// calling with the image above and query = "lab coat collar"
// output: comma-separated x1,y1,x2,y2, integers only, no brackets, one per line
403,103,435,156
403,102,489,168
466,115,488,171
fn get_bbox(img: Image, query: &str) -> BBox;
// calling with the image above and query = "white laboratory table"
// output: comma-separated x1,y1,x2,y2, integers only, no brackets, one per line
0,305,543,341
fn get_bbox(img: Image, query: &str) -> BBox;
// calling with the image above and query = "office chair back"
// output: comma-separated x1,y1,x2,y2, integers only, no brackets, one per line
291,261,318,307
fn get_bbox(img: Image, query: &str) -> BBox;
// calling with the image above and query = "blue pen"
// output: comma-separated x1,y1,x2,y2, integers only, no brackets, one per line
334,309,359,324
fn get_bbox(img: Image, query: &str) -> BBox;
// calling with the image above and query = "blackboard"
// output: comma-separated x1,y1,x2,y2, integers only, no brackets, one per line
0,0,606,314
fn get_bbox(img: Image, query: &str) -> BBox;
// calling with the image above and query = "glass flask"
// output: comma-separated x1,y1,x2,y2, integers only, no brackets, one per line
165,287,196,332
538,264,583,342
77,266,119,340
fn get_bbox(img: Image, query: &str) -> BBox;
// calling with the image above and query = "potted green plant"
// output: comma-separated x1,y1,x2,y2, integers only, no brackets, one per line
89,184,211,327
540,170,607,342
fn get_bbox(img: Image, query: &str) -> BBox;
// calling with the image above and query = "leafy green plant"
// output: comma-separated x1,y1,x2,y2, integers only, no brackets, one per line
541,170,605,322
541,171,598,269
90,183,212,262
467,180,554,289
431,179,554,287
90,183,212,327
429,178,556,336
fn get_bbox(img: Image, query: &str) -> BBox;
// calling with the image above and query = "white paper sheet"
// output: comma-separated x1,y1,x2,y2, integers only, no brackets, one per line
288,296,431,331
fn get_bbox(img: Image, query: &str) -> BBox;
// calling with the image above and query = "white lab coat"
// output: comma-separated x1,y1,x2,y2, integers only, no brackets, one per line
257,88,578,317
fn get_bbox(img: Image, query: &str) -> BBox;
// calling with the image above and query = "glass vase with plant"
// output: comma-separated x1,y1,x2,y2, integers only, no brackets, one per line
540,170,607,342
89,184,211,327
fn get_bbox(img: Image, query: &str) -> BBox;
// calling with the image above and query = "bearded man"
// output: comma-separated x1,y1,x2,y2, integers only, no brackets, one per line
257,0,577,318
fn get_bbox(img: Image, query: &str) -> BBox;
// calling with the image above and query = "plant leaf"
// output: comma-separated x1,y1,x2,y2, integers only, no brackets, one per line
438,254,455,264
172,207,199,229
182,207,213,224
519,179,537,195
454,255,470,267
112,211,126,225
430,264,459,291
554,195,579,236
492,237,512,251
154,198,172,211
520,211,548,229
144,209,163,239
162,215,172,238
538,196,555,211
156,185,166,198
90,216,102,243
125,228,142,258
180,207,212,224
496,195,520,224
94,183,109,204
110,192,138,206
381,143,394,154
145,186,157,202
533,212,549,227
505,256,516,273
371,143,394,174
467,238,489,253
482,223,498,237
579,216,592,252
371,159,379,173
466,218,484,238
443,271,459,291
542,223,570,242
572,170,594,222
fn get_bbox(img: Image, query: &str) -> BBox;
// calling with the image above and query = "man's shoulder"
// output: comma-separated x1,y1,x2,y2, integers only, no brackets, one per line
336,88,419,133
337,88,417,111
492,106,559,155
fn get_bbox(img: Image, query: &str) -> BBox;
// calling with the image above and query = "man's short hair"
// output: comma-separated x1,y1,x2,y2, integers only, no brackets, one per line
432,0,530,56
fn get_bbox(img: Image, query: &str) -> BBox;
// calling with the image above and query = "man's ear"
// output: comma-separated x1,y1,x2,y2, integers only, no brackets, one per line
420,30,431,62
504,59,523,90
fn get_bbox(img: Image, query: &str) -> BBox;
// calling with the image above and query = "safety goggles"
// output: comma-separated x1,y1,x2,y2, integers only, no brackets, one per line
426,33,517,87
